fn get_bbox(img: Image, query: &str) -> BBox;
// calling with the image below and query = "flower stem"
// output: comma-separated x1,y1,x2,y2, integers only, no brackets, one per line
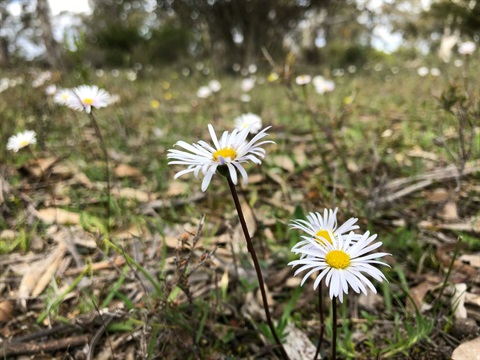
314,284,325,360
87,111,111,234
226,175,289,360
332,297,337,360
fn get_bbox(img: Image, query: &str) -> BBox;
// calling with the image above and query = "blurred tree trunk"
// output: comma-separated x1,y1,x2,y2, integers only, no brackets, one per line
0,37,8,66
36,0,61,67
0,4,9,66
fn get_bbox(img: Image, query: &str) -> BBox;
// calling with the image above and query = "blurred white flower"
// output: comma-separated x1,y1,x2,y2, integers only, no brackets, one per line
45,84,57,95
153,127,164,138
295,74,311,85
208,79,222,93
430,68,441,77
454,59,464,67
108,94,121,105
332,69,344,77
0,78,10,93
241,78,255,92
126,70,137,82
31,71,52,88
240,94,251,102
458,41,476,55
7,130,37,152
196,86,212,99
53,88,74,105
248,64,257,74
417,66,429,77
314,78,335,94
312,75,324,87
234,113,262,134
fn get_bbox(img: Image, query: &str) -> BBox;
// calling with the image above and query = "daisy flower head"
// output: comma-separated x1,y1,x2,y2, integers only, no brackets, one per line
314,78,335,94
208,79,222,93
241,78,255,92
240,94,252,103
53,88,73,105
196,86,212,99
7,130,37,152
289,231,390,303
417,66,429,77
66,85,112,113
168,124,274,191
290,209,361,255
295,74,311,86
458,41,476,55
45,84,57,96
234,113,262,134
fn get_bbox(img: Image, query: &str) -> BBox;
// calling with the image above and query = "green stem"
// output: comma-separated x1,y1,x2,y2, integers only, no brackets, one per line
226,175,289,360
314,284,324,360
87,110,111,234
332,297,337,360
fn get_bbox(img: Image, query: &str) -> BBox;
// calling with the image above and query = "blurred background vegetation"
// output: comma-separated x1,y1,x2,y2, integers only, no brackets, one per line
0,0,479,72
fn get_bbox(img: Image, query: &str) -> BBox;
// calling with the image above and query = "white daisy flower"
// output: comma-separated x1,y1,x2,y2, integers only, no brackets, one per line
458,41,476,55
168,124,274,191
196,86,212,99
241,78,255,92
290,209,361,256
208,79,222,93
240,93,252,103
314,79,335,94
289,231,390,303
295,74,311,85
7,130,37,152
312,75,325,87
430,68,441,77
417,67,429,77
45,84,57,96
66,85,112,113
53,88,74,105
234,113,262,134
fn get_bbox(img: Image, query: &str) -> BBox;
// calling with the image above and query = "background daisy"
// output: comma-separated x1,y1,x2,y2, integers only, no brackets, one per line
234,113,262,134
7,130,37,152
66,85,112,113
291,209,362,256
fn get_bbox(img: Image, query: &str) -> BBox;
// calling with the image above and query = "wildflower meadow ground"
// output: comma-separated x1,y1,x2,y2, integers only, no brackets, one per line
1,51,479,359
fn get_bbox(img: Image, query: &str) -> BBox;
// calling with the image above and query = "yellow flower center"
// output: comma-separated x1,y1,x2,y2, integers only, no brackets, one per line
325,250,350,269
213,147,237,162
315,229,333,246
19,139,29,147
83,98,94,105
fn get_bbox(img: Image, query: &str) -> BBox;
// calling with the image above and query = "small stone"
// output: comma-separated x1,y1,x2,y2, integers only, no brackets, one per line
452,318,480,339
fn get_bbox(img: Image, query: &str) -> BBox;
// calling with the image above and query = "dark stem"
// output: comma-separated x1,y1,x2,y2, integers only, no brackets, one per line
332,297,337,360
314,284,325,360
226,175,289,360
87,111,111,233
